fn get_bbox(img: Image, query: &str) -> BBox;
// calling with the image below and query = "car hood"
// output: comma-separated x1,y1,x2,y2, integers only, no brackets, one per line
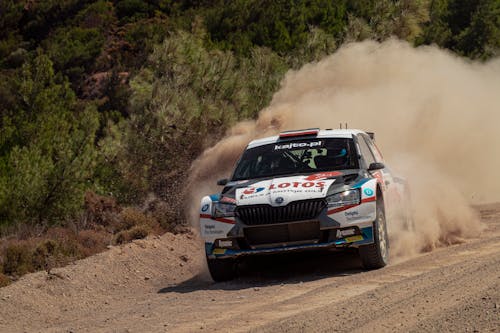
221,170,361,207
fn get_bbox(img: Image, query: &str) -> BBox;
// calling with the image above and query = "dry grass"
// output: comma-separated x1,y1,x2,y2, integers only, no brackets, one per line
0,192,186,286
0,273,10,287
114,225,151,244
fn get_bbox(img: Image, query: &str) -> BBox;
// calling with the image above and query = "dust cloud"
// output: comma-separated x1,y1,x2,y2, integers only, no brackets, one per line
186,39,500,257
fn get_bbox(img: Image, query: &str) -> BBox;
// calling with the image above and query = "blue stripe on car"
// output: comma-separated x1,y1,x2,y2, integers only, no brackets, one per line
352,178,370,189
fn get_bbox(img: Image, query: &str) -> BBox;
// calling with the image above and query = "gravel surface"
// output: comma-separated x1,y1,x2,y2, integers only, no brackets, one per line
0,204,499,333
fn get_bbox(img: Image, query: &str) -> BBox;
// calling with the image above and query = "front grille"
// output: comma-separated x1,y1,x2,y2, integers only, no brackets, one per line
236,199,326,225
244,221,320,247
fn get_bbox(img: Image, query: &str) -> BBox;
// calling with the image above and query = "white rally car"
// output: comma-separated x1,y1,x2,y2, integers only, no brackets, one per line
200,128,412,281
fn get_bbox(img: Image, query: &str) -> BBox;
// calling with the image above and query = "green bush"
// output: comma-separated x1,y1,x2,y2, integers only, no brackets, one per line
74,0,116,30
204,0,347,54
115,0,152,22
0,53,99,229
418,0,500,59
109,31,286,209
45,26,105,80
20,0,82,41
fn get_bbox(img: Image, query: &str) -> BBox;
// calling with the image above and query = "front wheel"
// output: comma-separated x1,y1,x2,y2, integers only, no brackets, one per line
206,257,237,282
359,199,389,269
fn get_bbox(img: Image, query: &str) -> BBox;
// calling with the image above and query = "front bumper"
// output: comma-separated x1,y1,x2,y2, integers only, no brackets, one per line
206,225,374,259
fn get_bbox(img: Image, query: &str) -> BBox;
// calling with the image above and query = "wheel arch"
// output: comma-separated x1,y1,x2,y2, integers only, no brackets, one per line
376,184,385,211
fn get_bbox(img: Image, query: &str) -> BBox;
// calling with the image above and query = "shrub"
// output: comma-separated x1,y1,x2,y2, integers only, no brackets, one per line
0,273,10,287
45,26,105,80
83,191,122,229
32,239,59,271
114,224,150,244
0,54,100,229
143,195,179,231
76,229,110,256
114,31,286,214
0,226,114,283
74,0,116,31
2,242,34,276
120,207,151,231
115,0,152,22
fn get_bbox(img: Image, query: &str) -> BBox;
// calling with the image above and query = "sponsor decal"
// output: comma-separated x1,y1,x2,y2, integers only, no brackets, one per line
269,181,326,189
201,204,210,212
345,235,364,242
243,187,265,195
337,229,356,237
363,188,374,196
344,210,367,220
240,181,327,199
220,196,236,204
237,177,336,204
203,224,224,235
213,248,227,255
305,171,342,181
274,141,323,150
218,240,233,247
345,211,359,217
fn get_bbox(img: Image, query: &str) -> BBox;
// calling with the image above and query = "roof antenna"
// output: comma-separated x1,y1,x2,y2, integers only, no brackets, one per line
345,122,348,129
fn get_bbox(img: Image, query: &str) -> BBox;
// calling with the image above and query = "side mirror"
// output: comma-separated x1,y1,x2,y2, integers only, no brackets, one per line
368,162,385,171
217,178,229,186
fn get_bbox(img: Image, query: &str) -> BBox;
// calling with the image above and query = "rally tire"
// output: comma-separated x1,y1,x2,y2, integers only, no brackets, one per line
207,257,237,282
359,198,389,270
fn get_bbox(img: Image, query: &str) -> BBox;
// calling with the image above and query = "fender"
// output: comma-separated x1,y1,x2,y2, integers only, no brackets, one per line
199,195,235,244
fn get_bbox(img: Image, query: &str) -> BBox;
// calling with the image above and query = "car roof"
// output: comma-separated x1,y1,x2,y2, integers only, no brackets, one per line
247,129,367,149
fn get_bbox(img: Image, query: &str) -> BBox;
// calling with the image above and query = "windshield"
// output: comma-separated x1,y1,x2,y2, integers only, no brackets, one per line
232,138,359,180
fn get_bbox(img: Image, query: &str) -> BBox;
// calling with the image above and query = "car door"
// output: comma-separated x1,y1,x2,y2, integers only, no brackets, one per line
361,134,404,218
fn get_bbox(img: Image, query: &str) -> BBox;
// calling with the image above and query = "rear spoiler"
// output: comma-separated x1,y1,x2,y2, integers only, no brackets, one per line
279,128,319,138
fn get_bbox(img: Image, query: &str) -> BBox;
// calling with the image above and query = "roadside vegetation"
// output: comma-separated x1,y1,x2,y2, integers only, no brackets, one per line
0,0,498,285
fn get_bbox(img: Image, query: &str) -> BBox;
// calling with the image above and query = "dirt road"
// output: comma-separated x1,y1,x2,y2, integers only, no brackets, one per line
1,204,499,332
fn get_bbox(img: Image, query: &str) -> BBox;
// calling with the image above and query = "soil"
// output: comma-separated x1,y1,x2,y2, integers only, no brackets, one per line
0,204,499,333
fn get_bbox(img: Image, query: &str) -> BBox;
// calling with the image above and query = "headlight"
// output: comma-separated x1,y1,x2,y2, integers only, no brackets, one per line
213,202,236,217
326,189,360,208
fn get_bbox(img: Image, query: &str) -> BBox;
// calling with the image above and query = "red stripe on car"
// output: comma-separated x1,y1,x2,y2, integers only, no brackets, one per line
326,196,376,214
199,214,236,224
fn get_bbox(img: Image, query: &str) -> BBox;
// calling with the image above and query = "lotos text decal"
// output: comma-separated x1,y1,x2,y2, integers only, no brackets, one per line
268,181,325,189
